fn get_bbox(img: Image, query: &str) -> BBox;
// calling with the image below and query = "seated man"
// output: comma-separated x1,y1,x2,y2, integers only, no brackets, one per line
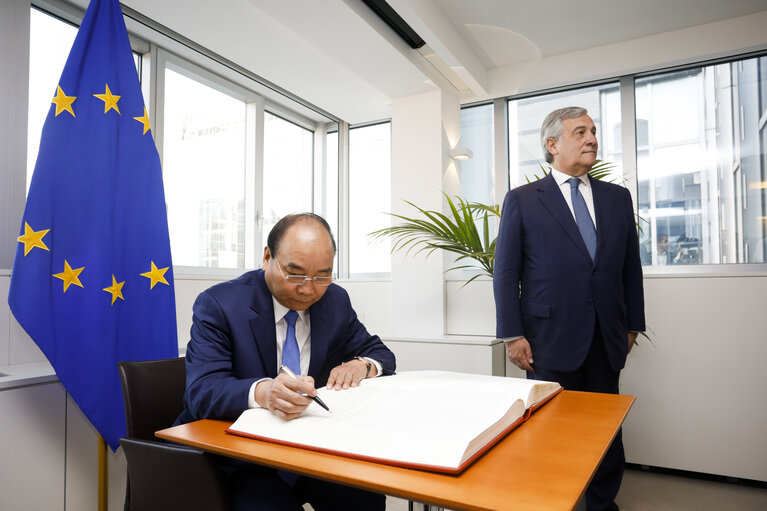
176,213,396,511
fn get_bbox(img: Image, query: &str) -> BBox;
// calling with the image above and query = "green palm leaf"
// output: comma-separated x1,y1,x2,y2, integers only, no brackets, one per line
369,193,499,281
369,160,629,284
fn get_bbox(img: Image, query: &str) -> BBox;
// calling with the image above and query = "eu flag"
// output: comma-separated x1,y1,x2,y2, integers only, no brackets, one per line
8,0,177,450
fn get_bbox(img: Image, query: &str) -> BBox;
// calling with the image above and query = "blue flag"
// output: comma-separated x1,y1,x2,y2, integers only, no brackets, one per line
8,0,177,451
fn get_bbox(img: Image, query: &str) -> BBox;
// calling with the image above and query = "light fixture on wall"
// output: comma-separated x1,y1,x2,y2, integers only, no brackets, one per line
449,146,473,161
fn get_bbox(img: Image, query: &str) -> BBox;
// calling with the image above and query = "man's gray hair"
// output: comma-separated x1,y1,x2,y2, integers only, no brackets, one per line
540,106,589,163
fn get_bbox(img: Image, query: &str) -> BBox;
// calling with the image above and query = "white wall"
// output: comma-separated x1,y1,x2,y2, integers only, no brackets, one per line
418,271,767,481
622,274,767,481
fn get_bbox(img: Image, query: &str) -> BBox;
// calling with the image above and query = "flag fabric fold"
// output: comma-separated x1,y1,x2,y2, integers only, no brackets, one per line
8,0,177,451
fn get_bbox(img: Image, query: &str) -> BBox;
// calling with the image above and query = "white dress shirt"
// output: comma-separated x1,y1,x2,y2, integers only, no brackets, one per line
549,167,597,229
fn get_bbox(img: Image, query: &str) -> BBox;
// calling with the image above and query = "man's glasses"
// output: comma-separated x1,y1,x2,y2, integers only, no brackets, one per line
275,259,333,286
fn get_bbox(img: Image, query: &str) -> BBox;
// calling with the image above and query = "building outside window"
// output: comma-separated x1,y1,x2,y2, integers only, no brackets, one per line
636,56,767,265
162,65,247,269
508,83,623,188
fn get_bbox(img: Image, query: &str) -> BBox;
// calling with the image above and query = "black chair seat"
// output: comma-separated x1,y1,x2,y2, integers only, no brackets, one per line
119,437,228,511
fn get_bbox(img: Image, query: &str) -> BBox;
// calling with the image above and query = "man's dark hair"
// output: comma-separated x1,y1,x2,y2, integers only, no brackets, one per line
267,213,337,257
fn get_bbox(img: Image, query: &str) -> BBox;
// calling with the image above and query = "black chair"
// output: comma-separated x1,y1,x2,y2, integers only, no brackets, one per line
118,357,228,511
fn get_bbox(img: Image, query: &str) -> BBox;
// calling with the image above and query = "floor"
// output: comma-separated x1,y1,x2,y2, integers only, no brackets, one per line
382,466,767,510
613,466,767,511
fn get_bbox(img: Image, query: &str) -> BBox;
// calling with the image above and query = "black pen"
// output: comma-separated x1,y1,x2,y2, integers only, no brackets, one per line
279,364,331,413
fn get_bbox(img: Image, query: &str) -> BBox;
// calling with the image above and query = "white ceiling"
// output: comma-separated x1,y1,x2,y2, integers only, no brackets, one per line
122,0,767,124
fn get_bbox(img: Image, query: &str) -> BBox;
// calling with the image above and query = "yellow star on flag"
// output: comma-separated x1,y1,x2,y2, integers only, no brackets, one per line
103,275,125,305
51,86,76,117
93,83,121,114
140,261,170,289
133,107,151,135
17,222,50,256
53,260,85,292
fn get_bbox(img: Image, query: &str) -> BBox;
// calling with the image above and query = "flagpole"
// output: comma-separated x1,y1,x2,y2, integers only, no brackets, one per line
98,435,108,511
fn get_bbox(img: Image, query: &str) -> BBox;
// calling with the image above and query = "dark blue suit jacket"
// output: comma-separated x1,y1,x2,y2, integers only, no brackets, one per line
493,173,645,372
177,269,395,424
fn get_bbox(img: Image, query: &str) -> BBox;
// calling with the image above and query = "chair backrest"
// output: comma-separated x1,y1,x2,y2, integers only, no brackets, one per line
118,357,186,441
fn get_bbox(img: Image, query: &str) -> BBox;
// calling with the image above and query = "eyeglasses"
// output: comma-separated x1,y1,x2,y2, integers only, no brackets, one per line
275,259,333,286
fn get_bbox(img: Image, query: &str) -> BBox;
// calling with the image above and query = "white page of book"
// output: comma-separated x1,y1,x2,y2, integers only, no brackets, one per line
228,371,557,469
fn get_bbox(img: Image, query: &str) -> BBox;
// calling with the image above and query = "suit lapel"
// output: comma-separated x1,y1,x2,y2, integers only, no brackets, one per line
591,176,615,266
537,172,593,262
306,298,330,378
248,273,278,378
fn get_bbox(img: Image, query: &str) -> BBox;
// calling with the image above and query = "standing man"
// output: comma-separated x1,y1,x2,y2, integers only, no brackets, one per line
177,213,395,511
493,107,645,511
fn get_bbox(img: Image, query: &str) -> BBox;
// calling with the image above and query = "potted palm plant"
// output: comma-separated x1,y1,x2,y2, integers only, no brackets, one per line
369,161,652,343
369,161,616,283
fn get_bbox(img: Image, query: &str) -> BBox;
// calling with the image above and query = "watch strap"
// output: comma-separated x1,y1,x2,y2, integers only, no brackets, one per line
354,356,372,378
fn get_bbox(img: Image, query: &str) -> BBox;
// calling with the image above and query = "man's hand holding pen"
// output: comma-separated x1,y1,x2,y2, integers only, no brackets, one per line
254,358,375,420
255,372,319,421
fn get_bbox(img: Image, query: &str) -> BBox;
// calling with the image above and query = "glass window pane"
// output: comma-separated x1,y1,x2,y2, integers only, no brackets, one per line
457,104,495,272
349,123,391,275
459,104,494,204
163,66,247,268
507,83,622,187
262,112,314,251
27,9,77,190
325,130,339,271
636,58,767,265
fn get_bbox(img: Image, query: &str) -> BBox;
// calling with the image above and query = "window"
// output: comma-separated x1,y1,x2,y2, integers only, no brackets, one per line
27,9,77,190
636,56,767,265
28,9,143,193
349,122,391,275
455,104,496,273
18,3,359,277
459,104,494,205
507,83,622,187
262,112,314,251
162,65,248,268
323,129,340,271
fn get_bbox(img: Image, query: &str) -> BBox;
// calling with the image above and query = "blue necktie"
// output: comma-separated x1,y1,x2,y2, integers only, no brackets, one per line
568,177,597,261
278,309,301,486
282,310,300,375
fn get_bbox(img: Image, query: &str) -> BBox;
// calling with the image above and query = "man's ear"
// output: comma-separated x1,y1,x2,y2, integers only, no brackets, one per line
261,247,271,271
546,137,559,157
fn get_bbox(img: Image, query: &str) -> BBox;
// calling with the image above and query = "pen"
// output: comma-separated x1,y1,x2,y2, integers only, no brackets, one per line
279,364,331,413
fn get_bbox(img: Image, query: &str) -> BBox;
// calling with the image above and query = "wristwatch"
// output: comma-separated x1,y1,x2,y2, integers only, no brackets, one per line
354,356,372,378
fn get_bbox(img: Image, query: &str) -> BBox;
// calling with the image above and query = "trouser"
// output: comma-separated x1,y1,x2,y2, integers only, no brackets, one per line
528,325,623,511
221,460,386,511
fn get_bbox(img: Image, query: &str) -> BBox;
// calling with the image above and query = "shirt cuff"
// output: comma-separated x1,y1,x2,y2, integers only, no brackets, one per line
498,336,524,343
248,378,272,409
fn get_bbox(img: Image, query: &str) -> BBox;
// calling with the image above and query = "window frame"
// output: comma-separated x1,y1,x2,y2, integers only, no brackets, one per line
347,119,393,279
20,0,342,276
491,54,767,278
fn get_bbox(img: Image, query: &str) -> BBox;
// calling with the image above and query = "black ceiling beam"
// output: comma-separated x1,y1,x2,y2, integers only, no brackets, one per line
360,0,426,49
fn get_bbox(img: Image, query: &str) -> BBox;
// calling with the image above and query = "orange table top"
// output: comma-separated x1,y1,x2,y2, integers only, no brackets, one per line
157,390,634,511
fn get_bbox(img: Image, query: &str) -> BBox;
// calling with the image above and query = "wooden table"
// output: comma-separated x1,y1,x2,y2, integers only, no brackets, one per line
157,390,634,511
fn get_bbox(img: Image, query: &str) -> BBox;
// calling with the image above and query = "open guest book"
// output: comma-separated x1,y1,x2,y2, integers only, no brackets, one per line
227,370,562,474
